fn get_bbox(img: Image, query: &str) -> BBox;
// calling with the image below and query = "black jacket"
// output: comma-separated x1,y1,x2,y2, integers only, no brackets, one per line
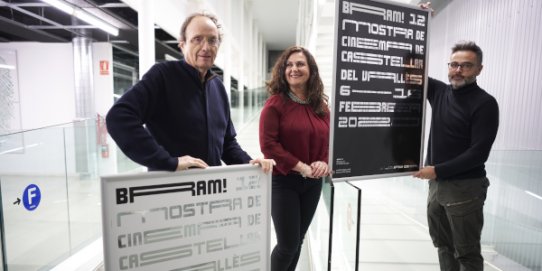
106,60,250,171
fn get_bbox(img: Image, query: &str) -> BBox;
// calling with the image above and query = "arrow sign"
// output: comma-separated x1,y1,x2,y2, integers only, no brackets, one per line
13,198,21,205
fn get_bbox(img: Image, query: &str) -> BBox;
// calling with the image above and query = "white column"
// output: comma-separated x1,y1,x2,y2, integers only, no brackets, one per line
222,0,232,103
247,16,254,114
73,37,97,177
248,16,254,88
73,37,95,119
138,0,155,78
260,33,265,85
238,1,245,123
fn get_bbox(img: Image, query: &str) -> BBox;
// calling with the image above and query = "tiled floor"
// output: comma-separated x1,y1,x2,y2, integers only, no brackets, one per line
349,180,504,271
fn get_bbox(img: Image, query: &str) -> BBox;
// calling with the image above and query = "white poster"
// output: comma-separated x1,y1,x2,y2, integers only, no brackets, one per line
0,49,23,153
101,164,271,271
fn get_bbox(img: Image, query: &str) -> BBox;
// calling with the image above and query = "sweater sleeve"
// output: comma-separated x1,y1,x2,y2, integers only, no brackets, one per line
427,77,446,103
259,100,300,174
106,64,178,171
434,96,499,178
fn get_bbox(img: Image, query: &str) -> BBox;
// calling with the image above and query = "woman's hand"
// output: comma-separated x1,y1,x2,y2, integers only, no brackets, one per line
294,161,315,178
310,161,330,179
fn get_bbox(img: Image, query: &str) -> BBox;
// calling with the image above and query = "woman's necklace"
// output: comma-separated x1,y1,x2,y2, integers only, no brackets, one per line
288,91,309,104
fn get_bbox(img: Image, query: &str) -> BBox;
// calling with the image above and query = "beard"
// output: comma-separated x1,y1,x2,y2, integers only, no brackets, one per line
449,74,476,89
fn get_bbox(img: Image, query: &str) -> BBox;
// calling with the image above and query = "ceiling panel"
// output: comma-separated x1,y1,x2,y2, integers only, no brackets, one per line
0,0,183,66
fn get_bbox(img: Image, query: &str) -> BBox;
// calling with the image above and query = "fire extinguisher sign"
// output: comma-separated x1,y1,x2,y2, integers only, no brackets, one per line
100,60,110,75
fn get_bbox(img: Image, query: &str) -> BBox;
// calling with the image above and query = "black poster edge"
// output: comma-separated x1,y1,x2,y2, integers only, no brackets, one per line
329,0,432,182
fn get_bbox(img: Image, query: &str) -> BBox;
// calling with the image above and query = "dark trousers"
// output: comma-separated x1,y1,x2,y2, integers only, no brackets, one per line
271,174,322,271
427,177,490,271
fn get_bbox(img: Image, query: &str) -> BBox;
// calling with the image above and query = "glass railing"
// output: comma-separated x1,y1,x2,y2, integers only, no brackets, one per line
309,177,333,271
0,118,143,270
483,150,542,270
0,86,270,270
230,86,268,131
309,150,542,271
1,188,4,270
0,119,98,270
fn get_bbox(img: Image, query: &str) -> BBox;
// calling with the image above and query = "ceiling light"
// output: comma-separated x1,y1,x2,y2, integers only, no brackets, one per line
42,0,119,36
0,64,16,70
73,9,119,36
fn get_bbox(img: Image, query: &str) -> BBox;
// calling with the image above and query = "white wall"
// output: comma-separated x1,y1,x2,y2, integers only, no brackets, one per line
120,0,267,89
429,0,542,150
0,42,75,130
92,42,114,117
2,41,114,121
0,42,116,175
122,0,210,40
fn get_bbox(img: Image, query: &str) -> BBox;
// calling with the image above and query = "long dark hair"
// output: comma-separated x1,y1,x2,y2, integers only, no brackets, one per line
266,46,328,116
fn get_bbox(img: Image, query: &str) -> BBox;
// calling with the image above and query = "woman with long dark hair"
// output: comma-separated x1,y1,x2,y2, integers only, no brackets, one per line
259,46,330,271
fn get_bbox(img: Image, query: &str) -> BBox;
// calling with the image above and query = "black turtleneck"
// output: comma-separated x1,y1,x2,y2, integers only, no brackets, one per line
426,77,499,180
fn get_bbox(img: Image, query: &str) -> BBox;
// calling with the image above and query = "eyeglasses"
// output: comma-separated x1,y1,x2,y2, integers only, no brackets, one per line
448,62,475,71
189,36,220,47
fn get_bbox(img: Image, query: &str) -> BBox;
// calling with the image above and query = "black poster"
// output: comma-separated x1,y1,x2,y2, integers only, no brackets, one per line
330,0,430,181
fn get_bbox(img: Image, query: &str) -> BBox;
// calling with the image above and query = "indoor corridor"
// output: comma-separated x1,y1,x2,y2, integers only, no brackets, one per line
0,107,540,271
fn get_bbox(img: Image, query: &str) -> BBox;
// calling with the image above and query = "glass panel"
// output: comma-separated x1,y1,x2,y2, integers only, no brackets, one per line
309,178,333,271
330,181,360,270
0,127,71,270
0,118,133,270
114,148,142,173
350,177,438,271
64,119,102,254
341,149,542,271
113,62,137,102
483,150,542,270
0,182,5,270
230,86,269,132
230,77,241,128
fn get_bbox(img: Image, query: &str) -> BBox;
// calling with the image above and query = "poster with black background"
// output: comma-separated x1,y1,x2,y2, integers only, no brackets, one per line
330,0,429,181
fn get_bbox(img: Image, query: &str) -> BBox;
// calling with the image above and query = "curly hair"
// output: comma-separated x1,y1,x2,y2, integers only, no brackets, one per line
266,46,328,116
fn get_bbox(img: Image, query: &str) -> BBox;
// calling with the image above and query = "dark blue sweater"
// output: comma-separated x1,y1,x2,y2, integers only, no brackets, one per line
106,60,251,171
427,78,499,180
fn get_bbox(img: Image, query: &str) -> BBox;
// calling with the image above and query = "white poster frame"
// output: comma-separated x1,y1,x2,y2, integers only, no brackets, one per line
101,164,271,271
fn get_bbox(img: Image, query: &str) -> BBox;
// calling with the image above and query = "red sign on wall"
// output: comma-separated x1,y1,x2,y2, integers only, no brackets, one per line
99,60,110,75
